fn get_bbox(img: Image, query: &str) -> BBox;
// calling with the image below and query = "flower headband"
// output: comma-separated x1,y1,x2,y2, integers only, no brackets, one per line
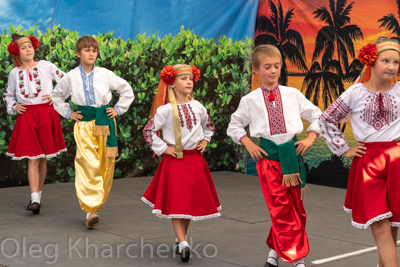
160,65,201,85
358,40,400,67
7,36,40,57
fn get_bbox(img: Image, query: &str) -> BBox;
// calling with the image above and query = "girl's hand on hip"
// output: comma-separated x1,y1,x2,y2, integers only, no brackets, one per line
16,104,27,114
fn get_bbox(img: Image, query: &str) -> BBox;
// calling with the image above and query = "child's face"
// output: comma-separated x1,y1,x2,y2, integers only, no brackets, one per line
18,42,35,63
172,75,194,99
372,50,400,81
77,46,98,67
252,55,281,88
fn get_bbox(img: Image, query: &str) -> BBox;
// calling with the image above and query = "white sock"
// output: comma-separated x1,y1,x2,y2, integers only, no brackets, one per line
31,192,40,204
39,191,42,201
175,235,187,243
293,258,305,267
267,249,279,265
178,241,190,253
86,212,91,219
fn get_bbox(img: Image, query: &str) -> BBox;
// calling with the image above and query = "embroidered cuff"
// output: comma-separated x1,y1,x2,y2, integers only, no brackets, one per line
158,145,169,156
336,145,351,156
66,109,74,119
239,134,247,144
114,106,122,116
308,129,320,136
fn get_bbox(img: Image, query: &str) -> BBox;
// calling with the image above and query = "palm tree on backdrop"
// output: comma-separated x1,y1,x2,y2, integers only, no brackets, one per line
311,0,363,74
255,0,308,85
378,0,400,42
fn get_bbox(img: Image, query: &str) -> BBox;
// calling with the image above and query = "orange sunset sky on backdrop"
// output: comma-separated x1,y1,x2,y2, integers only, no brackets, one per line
256,0,398,72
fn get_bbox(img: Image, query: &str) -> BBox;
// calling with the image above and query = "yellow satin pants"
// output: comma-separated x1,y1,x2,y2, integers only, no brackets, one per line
74,120,115,213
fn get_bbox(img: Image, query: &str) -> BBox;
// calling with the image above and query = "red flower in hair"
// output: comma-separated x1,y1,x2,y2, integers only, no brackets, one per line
7,41,19,56
358,44,378,67
190,65,201,82
160,65,177,85
29,36,40,50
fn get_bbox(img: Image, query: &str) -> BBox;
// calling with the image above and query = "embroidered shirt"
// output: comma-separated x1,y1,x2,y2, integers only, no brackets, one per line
3,60,65,115
227,85,322,145
51,66,134,118
319,82,400,156
143,100,215,156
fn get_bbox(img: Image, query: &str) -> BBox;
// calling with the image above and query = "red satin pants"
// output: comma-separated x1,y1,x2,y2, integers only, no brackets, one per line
256,158,309,263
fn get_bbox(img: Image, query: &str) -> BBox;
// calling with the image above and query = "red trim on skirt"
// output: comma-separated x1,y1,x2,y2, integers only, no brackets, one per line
257,158,309,263
345,141,400,229
142,149,221,220
6,103,66,160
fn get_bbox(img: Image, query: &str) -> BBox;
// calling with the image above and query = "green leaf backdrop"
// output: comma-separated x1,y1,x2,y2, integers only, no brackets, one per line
0,25,252,186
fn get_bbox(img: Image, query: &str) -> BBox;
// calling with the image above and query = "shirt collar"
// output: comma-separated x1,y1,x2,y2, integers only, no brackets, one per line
79,64,96,75
260,84,279,92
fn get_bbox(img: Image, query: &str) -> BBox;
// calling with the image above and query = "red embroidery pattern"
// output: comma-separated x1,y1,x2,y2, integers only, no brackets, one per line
361,92,396,130
320,98,351,150
18,69,42,99
143,118,155,148
206,115,215,132
56,69,64,79
261,86,286,135
178,103,198,131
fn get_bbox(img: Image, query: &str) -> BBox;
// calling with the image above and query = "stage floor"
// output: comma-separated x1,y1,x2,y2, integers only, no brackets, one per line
0,171,398,266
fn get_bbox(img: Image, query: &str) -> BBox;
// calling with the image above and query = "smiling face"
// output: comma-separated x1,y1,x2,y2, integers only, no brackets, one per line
252,55,281,89
77,46,98,68
18,42,35,64
371,49,400,82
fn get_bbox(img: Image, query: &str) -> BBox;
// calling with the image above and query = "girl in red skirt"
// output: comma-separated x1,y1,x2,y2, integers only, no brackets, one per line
319,36,400,267
142,64,221,262
3,33,66,214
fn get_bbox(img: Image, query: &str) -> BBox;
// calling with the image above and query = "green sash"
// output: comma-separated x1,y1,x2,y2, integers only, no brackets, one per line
77,104,118,157
260,136,307,199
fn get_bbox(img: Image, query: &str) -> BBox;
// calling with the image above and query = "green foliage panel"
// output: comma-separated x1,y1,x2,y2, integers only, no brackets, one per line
0,25,252,186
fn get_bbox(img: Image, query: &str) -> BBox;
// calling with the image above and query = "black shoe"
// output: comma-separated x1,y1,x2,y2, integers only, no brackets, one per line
264,257,278,267
27,201,40,214
180,246,191,262
175,242,180,255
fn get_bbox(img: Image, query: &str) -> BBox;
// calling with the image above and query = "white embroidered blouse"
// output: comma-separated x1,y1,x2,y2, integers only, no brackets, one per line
319,82,400,156
3,60,65,114
51,65,134,118
227,85,322,145
143,100,215,156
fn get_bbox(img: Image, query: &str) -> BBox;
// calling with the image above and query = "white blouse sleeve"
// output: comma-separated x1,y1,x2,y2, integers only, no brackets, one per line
107,70,134,116
319,91,352,156
296,90,322,136
44,61,65,83
143,106,169,156
199,103,215,142
51,74,73,118
227,97,251,144
3,70,18,115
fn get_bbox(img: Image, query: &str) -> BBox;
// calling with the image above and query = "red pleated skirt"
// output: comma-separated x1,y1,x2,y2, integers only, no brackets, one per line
345,141,400,229
6,103,66,160
142,149,221,220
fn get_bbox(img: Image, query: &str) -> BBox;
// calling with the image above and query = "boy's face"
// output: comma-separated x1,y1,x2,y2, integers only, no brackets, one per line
252,55,281,89
76,46,98,67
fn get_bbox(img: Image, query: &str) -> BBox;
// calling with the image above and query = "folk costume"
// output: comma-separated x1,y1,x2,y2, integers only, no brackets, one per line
142,65,221,220
52,65,134,214
4,35,66,160
319,41,400,229
227,85,322,263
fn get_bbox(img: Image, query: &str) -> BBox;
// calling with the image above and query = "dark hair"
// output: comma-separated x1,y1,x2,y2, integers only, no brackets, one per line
75,36,100,53
11,33,26,42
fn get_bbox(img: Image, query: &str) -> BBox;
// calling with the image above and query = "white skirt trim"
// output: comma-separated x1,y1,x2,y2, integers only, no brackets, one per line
343,206,352,213
141,197,221,221
351,212,393,229
389,221,400,227
6,148,67,160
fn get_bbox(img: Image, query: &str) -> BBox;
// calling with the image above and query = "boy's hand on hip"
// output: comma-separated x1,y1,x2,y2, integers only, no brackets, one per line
241,136,268,161
295,133,317,155
70,111,82,122
106,108,118,118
